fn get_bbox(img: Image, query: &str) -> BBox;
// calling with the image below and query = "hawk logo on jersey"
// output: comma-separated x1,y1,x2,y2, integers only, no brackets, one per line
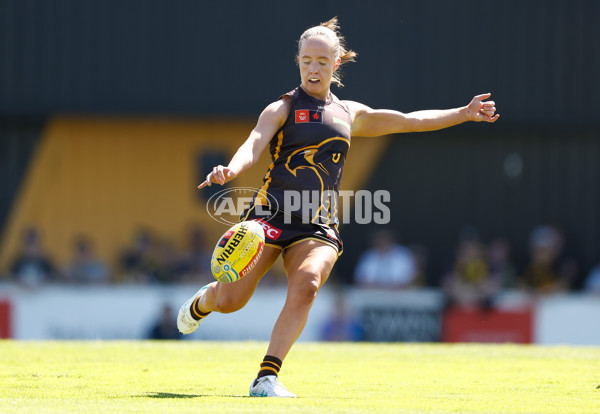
285,137,350,224
295,110,323,124
285,137,348,177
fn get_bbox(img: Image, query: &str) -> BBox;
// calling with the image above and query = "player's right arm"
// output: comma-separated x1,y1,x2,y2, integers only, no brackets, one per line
198,98,290,189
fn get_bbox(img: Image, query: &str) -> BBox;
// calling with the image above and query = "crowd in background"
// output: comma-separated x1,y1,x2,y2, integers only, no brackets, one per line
5,225,214,287
4,223,600,299
353,225,599,300
4,222,600,342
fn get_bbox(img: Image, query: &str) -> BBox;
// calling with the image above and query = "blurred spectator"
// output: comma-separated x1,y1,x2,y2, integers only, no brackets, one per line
487,237,517,290
583,264,600,294
353,229,417,288
176,225,212,283
520,225,577,293
119,228,155,282
10,226,55,287
152,239,183,283
147,304,182,340
119,229,178,283
442,237,498,309
321,291,363,341
63,235,110,284
408,243,429,286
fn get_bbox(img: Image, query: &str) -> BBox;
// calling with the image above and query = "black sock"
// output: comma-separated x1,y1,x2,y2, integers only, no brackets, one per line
190,297,211,321
255,355,283,382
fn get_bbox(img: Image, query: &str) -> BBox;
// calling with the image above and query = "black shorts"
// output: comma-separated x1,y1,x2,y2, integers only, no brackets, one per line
240,207,343,256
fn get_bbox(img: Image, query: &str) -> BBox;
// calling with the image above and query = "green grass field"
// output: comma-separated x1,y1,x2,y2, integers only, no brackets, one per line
1,341,599,413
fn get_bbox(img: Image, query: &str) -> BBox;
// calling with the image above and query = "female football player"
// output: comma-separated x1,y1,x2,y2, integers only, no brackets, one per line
177,17,499,397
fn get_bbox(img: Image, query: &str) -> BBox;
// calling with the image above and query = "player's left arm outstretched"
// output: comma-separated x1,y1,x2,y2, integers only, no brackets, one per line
346,93,499,137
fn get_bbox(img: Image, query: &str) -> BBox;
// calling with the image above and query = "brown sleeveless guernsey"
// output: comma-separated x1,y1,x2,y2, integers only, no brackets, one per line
254,86,352,227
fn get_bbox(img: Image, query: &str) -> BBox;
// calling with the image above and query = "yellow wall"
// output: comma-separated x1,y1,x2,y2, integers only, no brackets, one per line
0,116,389,275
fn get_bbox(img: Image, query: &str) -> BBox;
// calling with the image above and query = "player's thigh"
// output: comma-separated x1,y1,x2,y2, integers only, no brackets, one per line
213,245,281,303
283,240,338,288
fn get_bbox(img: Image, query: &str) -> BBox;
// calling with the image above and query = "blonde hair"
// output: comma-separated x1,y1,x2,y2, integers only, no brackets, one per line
298,17,357,87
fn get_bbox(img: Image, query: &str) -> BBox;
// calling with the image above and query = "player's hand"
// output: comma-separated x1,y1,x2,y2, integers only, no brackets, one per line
198,165,237,189
466,93,499,123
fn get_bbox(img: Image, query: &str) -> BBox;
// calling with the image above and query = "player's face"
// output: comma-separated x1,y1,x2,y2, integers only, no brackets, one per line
297,37,340,100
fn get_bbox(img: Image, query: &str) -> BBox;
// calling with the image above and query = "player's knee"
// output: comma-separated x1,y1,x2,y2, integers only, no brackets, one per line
291,272,322,306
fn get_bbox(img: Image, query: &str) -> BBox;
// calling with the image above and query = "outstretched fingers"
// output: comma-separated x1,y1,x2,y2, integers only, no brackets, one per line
470,93,499,123
489,113,500,122
474,92,492,101
480,101,496,116
479,100,499,122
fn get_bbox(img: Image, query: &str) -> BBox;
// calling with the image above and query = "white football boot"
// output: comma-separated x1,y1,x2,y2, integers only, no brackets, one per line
249,375,296,398
177,285,209,334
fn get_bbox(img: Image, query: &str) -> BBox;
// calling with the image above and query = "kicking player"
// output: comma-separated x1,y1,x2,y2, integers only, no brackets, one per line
177,17,499,397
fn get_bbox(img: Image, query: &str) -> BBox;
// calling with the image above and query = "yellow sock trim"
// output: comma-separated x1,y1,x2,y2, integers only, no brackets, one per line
190,297,204,319
259,366,279,375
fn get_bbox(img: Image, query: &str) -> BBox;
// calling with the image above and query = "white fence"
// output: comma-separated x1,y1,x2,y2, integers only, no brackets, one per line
1,283,600,345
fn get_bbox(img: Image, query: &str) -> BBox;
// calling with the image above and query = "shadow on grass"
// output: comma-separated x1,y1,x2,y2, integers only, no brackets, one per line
141,392,247,399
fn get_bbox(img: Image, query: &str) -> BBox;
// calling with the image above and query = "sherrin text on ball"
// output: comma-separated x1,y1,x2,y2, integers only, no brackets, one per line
211,220,265,283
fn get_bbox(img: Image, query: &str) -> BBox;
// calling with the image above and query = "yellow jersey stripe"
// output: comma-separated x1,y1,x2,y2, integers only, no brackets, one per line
255,130,284,206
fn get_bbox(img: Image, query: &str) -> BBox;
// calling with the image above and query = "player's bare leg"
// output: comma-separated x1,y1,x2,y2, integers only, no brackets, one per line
177,246,280,334
267,240,337,359
249,240,337,397
196,245,281,313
